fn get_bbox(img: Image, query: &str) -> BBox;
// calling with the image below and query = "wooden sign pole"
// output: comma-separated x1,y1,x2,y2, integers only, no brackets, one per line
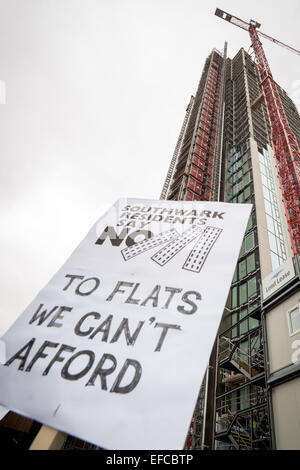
29,425,67,450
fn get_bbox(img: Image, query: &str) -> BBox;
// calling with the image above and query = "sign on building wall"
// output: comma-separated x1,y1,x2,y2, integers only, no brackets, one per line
262,257,295,301
0,198,252,449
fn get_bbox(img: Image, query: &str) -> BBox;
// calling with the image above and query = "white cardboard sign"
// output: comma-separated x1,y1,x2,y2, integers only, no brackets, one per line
262,257,295,300
0,198,252,449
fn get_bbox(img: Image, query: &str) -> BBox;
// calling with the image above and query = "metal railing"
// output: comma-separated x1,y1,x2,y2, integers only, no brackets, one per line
218,327,265,378
216,399,270,450
216,387,266,422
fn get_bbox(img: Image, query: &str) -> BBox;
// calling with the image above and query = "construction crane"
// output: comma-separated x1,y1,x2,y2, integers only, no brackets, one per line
215,8,300,255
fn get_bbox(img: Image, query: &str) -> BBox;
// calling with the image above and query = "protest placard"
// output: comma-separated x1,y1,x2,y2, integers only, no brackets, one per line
0,198,252,449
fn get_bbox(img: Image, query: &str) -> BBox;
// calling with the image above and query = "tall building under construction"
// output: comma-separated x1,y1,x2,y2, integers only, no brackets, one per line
1,36,299,452
161,45,300,450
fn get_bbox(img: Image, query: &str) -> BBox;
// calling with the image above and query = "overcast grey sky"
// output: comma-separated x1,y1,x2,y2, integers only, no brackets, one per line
0,0,299,335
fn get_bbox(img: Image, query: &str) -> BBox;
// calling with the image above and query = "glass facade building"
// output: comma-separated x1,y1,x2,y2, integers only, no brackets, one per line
258,147,287,269
1,44,299,451
162,45,300,450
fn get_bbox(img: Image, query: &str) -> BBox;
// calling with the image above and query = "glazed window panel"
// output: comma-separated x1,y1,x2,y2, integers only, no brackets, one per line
264,199,272,216
239,260,247,280
232,312,238,326
233,182,242,194
270,251,281,270
247,253,256,273
240,319,248,335
243,172,251,186
268,232,278,253
246,215,253,232
232,286,238,309
239,239,245,257
289,306,300,335
244,186,251,200
249,317,259,330
239,283,247,304
232,323,238,339
247,277,257,300
240,310,248,320
243,161,250,174
245,232,255,252
258,147,287,270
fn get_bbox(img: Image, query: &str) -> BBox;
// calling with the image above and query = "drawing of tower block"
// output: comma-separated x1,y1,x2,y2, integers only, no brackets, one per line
121,228,179,261
151,224,205,266
183,226,222,273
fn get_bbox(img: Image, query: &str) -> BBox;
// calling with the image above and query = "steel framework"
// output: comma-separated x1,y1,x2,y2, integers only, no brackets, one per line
215,8,300,254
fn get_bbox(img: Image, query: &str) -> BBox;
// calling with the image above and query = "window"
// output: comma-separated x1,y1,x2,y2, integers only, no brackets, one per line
239,260,247,279
246,215,253,232
242,152,249,164
244,186,251,200
245,232,255,252
232,312,238,326
288,305,300,335
243,161,250,174
258,146,287,270
239,283,247,304
240,310,248,320
243,172,251,186
249,317,259,330
246,253,256,273
232,286,238,309
240,319,248,335
247,277,257,300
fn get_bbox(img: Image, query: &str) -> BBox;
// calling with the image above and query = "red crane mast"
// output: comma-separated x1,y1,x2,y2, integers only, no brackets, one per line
215,8,300,255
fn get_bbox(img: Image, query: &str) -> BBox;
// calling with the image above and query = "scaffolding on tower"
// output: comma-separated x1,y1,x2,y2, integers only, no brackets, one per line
215,8,300,255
